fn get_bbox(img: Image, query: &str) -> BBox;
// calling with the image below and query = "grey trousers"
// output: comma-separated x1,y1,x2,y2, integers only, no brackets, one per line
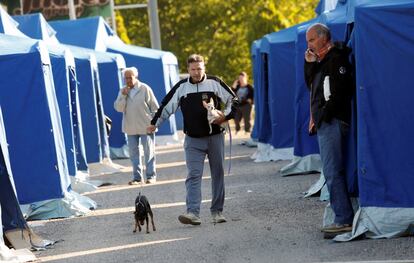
184,133,225,216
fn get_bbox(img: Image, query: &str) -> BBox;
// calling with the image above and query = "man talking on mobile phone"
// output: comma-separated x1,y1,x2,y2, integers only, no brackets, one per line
304,23,355,236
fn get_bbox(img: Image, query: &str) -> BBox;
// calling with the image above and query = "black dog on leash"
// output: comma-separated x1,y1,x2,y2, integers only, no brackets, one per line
133,194,156,234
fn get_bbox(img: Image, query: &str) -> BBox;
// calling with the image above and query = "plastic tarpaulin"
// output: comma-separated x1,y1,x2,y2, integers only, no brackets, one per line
46,45,90,175
0,107,26,232
315,0,340,15
0,7,26,37
12,13,103,168
13,13,59,44
68,46,107,164
13,13,89,174
260,26,298,150
0,34,69,204
0,107,36,263
336,0,414,241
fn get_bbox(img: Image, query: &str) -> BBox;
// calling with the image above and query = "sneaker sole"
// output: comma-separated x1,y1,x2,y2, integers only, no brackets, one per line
178,215,201,225
321,227,352,233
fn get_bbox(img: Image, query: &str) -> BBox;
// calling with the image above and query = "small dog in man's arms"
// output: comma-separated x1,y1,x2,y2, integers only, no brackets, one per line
202,97,225,134
133,193,156,234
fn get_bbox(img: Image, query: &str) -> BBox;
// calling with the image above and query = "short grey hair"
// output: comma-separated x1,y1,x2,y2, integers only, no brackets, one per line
122,67,138,77
307,23,331,41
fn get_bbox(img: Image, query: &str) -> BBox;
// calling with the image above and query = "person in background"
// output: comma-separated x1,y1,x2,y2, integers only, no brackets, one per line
304,23,355,235
231,72,254,134
114,67,159,185
147,54,238,225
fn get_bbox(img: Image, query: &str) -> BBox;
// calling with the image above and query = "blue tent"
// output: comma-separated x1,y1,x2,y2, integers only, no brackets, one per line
49,17,181,140
259,21,316,162
47,45,89,172
250,39,262,140
0,34,69,204
0,107,26,233
0,107,38,260
14,13,127,160
336,0,414,241
93,51,128,158
68,45,110,164
13,13,92,171
315,0,340,14
278,19,322,176
0,7,26,37
0,11,96,219
260,27,296,150
12,13,59,43
252,38,272,145
47,45,88,175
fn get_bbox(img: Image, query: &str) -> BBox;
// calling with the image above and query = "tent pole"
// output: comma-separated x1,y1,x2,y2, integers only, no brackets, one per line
68,0,76,20
147,0,162,50
110,0,117,34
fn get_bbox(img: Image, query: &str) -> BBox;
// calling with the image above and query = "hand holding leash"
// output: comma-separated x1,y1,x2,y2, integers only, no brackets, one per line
147,125,157,134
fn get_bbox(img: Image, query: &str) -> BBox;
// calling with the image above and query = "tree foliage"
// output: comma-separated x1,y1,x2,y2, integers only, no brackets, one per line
115,0,318,84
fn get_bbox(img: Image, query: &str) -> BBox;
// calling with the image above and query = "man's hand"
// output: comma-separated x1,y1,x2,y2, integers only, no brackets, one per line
231,79,239,90
305,49,318,63
213,111,226,125
308,117,316,135
121,87,130,96
147,125,157,134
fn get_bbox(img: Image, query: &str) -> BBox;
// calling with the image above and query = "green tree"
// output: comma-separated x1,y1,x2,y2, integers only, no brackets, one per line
115,0,318,84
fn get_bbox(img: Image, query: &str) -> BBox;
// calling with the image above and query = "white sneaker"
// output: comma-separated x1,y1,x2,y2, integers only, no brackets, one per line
146,178,156,184
178,213,201,225
212,212,227,224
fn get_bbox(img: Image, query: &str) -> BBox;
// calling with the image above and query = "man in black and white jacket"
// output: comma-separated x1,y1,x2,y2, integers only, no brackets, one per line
147,54,238,225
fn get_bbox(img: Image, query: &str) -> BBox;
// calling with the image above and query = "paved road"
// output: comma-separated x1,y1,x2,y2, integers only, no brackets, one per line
31,134,414,263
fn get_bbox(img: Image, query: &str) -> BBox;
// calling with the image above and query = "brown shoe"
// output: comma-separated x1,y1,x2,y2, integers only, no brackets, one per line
321,223,352,233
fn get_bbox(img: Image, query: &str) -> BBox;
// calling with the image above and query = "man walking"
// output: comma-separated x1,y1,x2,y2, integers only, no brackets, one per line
114,67,159,185
147,54,238,225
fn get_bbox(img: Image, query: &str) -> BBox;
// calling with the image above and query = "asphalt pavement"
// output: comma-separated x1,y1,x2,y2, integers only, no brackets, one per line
30,133,414,263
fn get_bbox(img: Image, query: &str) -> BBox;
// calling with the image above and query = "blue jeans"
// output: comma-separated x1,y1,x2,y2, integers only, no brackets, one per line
317,118,354,225
127,134,156,181
184,133,225,216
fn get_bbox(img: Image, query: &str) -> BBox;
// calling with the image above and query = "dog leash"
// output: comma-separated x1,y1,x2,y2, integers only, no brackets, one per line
226,123,232,176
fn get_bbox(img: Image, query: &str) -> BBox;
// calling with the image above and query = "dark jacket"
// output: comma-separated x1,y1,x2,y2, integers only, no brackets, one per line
304,42,354,128
151,74,238,138
233,84,254,105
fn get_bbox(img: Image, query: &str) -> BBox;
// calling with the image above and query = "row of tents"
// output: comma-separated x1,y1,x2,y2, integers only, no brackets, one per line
250,0,414,241
0,8,185,260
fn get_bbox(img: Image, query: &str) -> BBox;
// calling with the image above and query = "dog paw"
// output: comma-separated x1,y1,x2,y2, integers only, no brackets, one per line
133,230,136,233
146,231,150,234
